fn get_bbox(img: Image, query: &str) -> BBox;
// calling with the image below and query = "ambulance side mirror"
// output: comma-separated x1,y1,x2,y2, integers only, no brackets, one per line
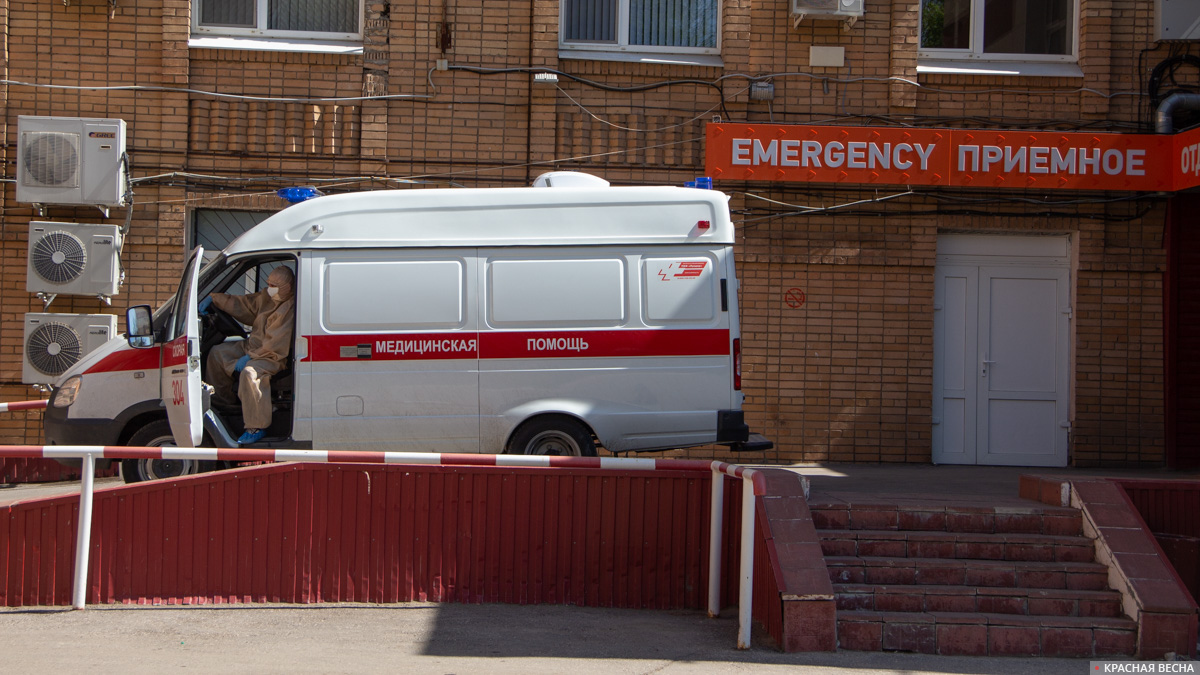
126,305,155,349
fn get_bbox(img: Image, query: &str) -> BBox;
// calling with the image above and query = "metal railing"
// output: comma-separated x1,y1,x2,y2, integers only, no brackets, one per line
0,443,768,649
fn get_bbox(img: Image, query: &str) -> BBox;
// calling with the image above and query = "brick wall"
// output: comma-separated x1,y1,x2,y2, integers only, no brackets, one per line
0,0,1176,467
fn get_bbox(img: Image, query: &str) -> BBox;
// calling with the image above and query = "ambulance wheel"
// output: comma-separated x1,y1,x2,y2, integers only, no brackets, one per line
121,419,203,484
508,416,597,457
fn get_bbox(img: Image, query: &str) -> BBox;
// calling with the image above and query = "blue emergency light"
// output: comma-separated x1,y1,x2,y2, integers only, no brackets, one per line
277,187,323,204
684,177,713,189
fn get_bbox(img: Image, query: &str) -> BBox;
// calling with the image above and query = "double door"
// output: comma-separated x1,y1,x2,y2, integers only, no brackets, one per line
933,236,1071,467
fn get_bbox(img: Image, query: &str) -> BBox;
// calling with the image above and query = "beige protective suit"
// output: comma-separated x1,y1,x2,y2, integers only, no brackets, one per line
206,267,296,431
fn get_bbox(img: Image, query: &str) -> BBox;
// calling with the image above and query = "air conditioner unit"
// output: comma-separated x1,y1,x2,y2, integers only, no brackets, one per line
22,313,117,385
26,222,123,298
16,116,128,208
1157,0,1200,40
791,0,864,28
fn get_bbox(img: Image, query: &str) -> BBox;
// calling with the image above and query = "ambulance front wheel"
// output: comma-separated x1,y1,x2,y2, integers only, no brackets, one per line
121,419,208,484
508,416,597,457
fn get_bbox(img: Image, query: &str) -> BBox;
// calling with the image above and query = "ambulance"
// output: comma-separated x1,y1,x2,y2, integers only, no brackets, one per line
44,172,770,482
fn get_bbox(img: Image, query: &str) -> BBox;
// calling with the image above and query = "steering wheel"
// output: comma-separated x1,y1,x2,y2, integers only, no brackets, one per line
200,305,248,358
205,306,248,340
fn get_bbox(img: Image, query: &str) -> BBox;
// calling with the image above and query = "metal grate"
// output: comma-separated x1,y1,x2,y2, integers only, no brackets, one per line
26,322,83,376
21,132,80,187
30,230,87,284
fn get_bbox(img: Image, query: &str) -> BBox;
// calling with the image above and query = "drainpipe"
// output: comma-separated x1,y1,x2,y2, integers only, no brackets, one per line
1156,92,1200,134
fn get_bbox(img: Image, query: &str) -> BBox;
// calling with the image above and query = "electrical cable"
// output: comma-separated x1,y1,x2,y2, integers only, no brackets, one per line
0,78,433,103
553,83,746,133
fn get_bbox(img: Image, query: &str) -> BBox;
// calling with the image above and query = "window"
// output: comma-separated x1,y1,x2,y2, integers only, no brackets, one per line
324,259,466,331
561,0,720,59
194,0,363,42
643,256,715,324
488,258,626,327
919,0,1075,61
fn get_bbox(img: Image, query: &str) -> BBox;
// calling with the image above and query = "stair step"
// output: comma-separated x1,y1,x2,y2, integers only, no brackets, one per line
810,503,1082,535
834,583,1124,617
825,556,1111,590
818,529,1095,563
837,610,1137,656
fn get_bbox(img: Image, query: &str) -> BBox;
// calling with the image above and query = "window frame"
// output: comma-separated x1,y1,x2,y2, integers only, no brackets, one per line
917,0,1080,64
559,0,722,59
192,0,365,43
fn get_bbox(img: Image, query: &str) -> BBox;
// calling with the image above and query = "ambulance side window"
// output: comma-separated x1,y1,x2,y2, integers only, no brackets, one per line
487,257,626,327
323,258,467,331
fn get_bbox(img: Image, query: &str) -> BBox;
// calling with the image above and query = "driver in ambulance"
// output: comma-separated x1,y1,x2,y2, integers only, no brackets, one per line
199,266,295,445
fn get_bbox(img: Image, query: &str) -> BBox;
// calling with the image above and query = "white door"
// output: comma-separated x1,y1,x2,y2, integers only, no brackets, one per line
933,236,1071,467
162,246,205,447
308,250,480,453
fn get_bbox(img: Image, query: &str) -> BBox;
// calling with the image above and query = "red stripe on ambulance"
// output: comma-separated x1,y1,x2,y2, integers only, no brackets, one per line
83,347,160,375
481,329,729,359
304,329,730,362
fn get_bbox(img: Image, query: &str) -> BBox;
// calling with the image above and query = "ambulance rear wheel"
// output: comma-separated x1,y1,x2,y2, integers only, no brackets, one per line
508,416,597,457
121,419,204,484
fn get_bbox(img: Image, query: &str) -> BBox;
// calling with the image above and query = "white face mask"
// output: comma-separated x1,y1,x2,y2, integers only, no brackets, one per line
267,286,280,299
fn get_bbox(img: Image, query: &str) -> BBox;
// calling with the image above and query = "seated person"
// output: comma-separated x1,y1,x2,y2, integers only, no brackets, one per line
200,266,295,445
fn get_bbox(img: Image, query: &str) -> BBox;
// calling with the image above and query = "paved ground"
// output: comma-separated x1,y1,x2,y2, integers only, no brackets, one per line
0,602,1107,674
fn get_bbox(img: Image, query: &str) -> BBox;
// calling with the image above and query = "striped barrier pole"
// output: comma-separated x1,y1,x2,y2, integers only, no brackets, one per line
709,461,767,650
72,454,96,609
0,445,764,648
0,400,48,413
707,463,725,619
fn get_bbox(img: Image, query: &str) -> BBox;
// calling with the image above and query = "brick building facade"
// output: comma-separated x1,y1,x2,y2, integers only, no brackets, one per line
0,0,1193,472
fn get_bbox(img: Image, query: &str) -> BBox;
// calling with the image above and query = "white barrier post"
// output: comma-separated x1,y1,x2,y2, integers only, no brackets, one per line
737,472,756,650
72,453,96,610
707,465,724,618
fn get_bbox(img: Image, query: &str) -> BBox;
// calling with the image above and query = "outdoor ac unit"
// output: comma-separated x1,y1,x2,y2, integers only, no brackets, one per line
26,222,123,298
22,313,117,384
791,0,864,27
16,116,127,208
1157,0,1200,40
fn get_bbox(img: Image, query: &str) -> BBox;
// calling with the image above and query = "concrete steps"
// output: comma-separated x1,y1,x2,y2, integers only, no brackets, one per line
819,529,1096,562
811,500,1138,656
834,584,1125,618
836,610,1138,656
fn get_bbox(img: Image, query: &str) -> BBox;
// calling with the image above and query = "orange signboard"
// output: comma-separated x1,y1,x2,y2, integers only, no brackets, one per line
1175,125,1200,192
705,123,1187,192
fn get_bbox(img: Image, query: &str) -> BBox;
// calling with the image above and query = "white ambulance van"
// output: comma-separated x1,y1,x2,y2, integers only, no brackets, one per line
44,173,770,482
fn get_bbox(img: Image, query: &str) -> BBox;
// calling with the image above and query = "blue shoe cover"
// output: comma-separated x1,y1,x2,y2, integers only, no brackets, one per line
238,429,266,445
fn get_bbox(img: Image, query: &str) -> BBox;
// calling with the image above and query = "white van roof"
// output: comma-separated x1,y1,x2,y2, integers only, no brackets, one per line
225,184,735,255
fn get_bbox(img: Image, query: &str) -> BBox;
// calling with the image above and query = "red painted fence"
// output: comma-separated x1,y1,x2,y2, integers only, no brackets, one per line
1,462,748,610
1113,478,1200,603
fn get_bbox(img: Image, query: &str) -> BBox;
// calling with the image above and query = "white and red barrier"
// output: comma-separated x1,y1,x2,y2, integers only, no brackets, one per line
0,444,768,649
0,400,48,413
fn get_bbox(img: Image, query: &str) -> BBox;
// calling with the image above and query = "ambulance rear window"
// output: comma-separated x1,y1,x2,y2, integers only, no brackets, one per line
643,255,717,323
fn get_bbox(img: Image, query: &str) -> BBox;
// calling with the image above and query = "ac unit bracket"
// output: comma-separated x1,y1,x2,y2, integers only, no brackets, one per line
792,13,858,31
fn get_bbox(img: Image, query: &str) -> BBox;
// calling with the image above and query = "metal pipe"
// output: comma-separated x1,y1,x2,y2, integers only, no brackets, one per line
1156,92,1200,134
707,466,724,618
72,453,96,610
737,472,756,650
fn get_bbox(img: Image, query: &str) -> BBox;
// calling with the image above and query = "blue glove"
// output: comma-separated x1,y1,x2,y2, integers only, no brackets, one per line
234,354,250,374
198,297,213,315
